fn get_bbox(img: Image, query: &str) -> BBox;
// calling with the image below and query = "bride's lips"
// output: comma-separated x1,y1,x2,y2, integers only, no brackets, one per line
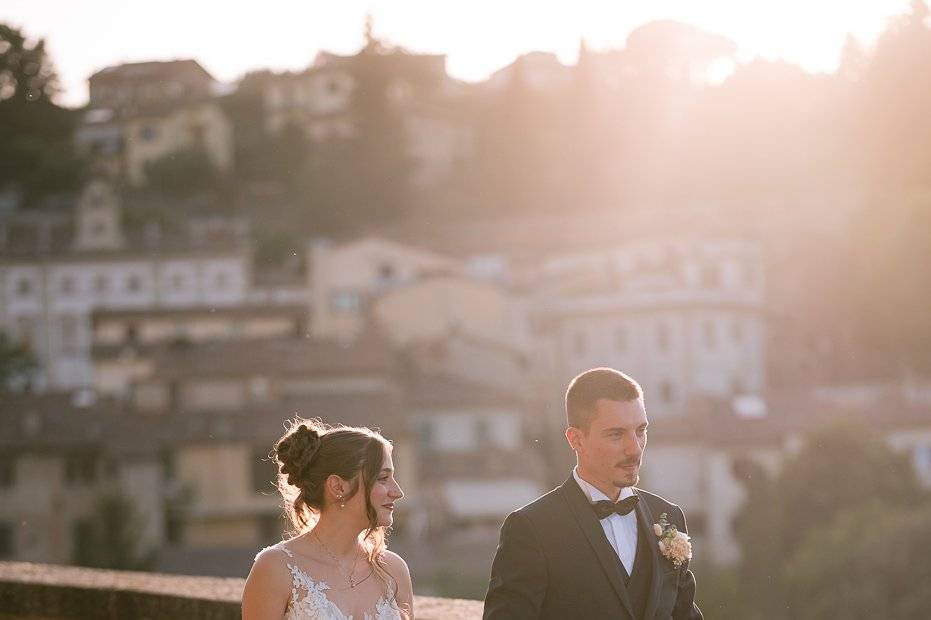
382,503,395,511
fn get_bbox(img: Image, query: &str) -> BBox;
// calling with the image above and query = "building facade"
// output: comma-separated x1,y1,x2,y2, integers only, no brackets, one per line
0,180,252,390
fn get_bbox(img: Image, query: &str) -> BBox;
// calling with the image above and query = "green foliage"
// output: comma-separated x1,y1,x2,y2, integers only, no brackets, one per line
786,502,931,620
143,147,219,194
0,330,37,391
734,419,926,618
0,23,84,202
842,191,931,375
254,225,302,268
72,492,155,571
693,567,748,620
0,23,58,102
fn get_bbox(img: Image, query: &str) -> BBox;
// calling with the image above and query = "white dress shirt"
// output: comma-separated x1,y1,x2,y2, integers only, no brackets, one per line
573,467,639,576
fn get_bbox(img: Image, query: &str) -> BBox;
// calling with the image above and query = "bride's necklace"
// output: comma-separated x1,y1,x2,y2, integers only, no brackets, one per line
312,529,368,589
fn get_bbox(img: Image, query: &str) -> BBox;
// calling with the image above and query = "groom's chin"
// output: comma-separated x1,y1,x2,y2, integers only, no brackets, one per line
613,473,639,488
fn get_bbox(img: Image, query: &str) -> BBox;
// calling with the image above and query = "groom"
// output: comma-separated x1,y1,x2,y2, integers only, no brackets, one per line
483,367,702,619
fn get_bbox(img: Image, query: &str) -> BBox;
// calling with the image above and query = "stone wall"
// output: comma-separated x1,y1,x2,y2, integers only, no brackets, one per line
0,562,482,620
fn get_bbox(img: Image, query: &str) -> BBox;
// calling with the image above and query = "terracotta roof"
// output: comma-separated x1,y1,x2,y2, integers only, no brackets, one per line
0,392,406,454
148,335,396,379
91,304,306,323
403,373,531,410
89,60,214,83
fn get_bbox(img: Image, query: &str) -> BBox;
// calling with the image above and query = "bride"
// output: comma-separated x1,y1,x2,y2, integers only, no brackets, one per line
242,419,412,619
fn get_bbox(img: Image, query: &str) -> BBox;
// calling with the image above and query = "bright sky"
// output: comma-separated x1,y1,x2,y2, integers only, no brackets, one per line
0,0,914,107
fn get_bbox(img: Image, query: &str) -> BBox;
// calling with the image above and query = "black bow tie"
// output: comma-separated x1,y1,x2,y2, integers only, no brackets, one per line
592,495,639,519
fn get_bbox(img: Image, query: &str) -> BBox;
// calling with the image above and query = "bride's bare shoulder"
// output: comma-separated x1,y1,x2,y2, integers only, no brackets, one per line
242,544,294,619
381,549,410,574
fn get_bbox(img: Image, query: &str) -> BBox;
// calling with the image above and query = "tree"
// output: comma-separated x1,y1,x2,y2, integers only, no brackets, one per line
72,492,154,571
734,419,924,618
0,23,58,103
0,330,37,392
856,0,931,191
0,23,84,203
341,33,416,227
841,191,931,376
786,502,931,619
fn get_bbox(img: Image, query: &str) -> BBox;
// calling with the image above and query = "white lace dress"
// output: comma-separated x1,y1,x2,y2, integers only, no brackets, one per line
260,543,404,620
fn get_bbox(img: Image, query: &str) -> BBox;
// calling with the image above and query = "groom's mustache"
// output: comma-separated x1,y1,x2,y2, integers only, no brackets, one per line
616,459,641,467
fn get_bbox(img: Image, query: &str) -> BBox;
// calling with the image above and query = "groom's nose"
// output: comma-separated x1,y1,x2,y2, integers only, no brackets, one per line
622,434,642,457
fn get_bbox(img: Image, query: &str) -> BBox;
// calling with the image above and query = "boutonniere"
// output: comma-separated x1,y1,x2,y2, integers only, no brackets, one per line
653,512,692,569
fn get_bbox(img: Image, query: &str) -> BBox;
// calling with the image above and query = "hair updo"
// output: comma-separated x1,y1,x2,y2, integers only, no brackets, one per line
273,417,392,564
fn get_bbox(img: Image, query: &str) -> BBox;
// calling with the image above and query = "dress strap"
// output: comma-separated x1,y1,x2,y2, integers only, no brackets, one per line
253,541,294,562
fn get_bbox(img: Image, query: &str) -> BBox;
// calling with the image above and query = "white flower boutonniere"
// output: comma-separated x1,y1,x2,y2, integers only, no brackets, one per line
653,512,692,569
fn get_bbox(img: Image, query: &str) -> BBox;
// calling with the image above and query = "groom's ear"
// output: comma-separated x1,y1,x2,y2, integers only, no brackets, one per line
565,426,584,452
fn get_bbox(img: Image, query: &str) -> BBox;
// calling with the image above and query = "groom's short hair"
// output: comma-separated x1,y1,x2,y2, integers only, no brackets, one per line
566,367,643,431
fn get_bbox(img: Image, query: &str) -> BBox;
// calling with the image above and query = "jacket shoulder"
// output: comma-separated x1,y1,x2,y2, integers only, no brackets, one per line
635,487,683,515
510,484,564,519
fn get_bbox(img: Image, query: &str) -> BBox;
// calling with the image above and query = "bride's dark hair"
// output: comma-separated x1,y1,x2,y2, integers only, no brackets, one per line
274,417,394,590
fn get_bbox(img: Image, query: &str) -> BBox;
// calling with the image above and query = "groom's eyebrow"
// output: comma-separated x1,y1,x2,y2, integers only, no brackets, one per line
603,422,649,434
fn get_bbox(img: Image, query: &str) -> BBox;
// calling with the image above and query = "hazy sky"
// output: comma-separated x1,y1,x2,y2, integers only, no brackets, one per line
0,1,914,107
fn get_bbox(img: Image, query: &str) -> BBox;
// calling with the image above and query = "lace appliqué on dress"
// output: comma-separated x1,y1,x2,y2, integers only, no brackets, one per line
261,543,403,620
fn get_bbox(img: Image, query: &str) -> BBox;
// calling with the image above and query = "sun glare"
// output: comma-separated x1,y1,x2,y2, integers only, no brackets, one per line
0,0,915,106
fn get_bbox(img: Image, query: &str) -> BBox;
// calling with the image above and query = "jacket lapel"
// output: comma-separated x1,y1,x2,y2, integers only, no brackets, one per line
559,476,635,619
633,488,666,620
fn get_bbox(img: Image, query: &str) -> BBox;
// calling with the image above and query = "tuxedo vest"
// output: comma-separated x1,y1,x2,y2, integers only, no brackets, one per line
623,518,654,620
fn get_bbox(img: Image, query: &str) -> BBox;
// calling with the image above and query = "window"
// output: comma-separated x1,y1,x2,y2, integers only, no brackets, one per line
15,317,35,352
126,274,142,293
71,518,94,564
215,272,229,290
0,457,14,488
16,278,32,296
64,453,97,486
60,276,76,295
474,417,491,444
160,450,176,482
94,274,109,294
59,315,80,354
331,290,361,313
0,522,13,558
171,274,185,290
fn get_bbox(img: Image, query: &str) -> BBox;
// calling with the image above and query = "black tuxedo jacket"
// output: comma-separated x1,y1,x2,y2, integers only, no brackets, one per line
483,476,703,620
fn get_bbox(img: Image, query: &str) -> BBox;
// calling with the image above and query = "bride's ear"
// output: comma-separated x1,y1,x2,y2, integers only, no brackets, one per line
324,474,350,505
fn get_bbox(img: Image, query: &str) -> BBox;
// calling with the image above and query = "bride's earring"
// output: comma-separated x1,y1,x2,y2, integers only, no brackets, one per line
338,494,345,509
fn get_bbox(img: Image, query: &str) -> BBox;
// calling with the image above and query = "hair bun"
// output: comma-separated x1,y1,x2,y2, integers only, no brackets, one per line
277,422,323,488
